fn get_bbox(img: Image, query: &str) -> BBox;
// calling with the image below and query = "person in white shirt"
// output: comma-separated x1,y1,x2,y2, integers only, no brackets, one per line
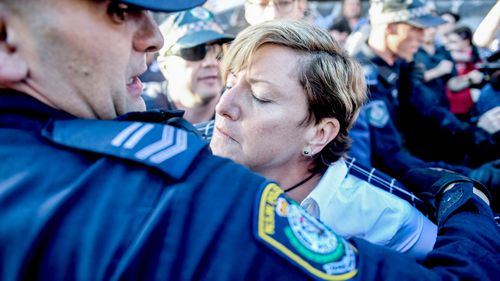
210,20,436,259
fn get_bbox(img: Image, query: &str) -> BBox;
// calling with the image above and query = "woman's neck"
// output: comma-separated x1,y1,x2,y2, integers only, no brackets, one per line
259,162,323,203
285,173,322,203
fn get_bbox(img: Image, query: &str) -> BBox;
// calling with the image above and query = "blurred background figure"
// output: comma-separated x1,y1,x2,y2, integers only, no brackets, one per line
435,11,460,47
445,26,483,118
142,6,234,126
414,25,456,111
328,16,351,46
341,0,367,33
139,53,165,83
347,0,500,207
244,0,308,25
473,0,500,58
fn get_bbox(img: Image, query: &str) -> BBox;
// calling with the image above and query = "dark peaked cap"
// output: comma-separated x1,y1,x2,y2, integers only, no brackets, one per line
121,0,206,12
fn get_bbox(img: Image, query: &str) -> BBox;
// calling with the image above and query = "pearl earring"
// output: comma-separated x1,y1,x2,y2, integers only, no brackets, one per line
302,147,312,157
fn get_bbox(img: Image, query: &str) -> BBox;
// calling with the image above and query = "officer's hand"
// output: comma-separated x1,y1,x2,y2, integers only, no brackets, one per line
469,160,500,211
467,69,485,84
412,62,426,82
477,106,500,134
436,60,454,75
401,168,491,222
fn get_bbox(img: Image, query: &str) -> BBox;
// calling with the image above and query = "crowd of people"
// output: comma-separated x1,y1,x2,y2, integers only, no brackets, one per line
1,0,499,280
142,0,500,210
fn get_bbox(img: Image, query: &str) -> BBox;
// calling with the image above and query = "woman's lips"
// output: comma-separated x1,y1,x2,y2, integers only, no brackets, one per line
215,126,235,141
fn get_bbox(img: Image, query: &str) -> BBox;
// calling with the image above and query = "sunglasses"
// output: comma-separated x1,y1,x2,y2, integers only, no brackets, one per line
168,43,224,62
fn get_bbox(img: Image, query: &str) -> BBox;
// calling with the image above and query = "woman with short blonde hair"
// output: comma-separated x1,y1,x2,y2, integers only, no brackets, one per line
211,20,436,259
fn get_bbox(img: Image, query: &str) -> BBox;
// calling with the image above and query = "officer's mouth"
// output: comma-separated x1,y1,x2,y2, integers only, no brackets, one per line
127,76,143,98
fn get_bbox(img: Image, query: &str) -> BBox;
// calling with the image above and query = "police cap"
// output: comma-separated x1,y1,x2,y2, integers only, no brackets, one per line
121,0,206,12
158,7,234,56
369,0,445,28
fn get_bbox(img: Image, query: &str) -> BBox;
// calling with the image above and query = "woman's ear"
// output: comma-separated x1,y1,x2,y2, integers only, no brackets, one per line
308,117,340,155
0,12,28,84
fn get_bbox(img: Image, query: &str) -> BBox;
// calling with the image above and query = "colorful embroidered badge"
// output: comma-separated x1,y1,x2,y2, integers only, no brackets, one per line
255,183,358,280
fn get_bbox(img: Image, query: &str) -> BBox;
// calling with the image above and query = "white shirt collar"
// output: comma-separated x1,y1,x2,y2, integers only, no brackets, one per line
301,159,349,218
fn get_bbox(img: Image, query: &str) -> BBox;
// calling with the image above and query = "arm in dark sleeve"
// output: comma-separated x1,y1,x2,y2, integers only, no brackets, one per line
348,108,372,166
352,188,499,280
401,66,498,166
365,98,429,177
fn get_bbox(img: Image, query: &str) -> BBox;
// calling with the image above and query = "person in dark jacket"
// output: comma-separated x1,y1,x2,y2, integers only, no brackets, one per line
349,0,500,199
0,0,499,280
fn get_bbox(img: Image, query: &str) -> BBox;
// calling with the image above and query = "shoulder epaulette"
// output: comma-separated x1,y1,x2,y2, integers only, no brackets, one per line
41,119,208,180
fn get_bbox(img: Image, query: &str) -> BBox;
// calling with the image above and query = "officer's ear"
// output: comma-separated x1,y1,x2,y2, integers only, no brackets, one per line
386,23,399,35
0,9,28,85
307,117,340,154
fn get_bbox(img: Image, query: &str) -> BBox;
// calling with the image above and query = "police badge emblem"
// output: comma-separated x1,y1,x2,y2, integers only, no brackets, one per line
254,183,358,280
367,100,390,128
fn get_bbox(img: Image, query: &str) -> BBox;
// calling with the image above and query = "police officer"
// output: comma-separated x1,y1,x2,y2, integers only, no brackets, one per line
142,6,233,127
350,0,499,192
0,0,499,280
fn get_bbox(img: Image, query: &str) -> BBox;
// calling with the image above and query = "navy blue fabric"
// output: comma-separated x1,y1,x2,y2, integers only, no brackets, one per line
347,108,371,167
0,91,305,281
414,46,456,106
476,84,500,116
351,42,474,179
400,49,498,167
1,90,500,280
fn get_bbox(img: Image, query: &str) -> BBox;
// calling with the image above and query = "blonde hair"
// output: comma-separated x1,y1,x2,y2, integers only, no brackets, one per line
222,20,367,170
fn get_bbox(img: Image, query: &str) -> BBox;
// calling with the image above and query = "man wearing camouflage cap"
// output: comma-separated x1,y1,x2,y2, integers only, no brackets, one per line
143,6,233,130
349,0,500,194
0,0,499,280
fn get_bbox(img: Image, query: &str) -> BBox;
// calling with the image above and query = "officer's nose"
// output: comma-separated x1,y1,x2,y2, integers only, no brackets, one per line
415,27,425,45
134,11,164,53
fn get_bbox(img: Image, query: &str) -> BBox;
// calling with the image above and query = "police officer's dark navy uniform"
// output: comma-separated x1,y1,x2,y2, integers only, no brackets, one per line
1,0,500,280
351,41,473,179
401,48,499,168
349,0,499,189
2,88,500,280
413,46,456,110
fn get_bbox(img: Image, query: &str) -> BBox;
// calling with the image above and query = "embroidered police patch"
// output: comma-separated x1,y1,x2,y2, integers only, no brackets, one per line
362,65,378,86
254,183,358,280
366,100,390,128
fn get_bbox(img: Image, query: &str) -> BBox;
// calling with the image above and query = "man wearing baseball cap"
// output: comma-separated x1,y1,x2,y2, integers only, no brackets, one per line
0,0,499,280
143,6,233,130
349,0,499,191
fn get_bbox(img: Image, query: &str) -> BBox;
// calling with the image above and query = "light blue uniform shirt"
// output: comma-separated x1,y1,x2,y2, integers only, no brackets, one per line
301,159,437,259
